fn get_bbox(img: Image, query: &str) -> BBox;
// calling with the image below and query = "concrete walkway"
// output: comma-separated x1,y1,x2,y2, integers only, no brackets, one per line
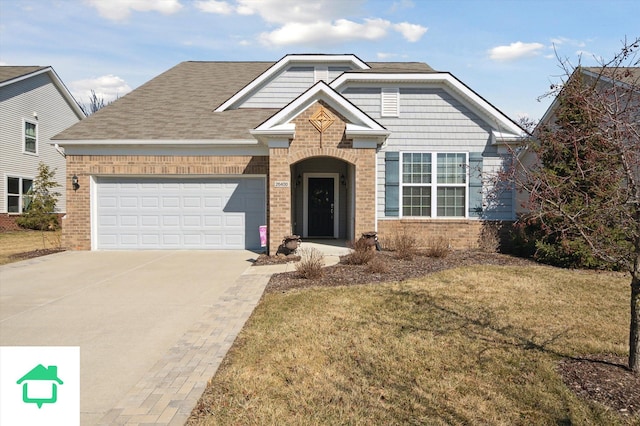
0,251,268,425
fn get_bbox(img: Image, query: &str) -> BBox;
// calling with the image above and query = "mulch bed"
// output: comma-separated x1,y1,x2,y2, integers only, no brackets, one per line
558,354,640,417
260,250,536,293
8,248,65,261
256,249,640,419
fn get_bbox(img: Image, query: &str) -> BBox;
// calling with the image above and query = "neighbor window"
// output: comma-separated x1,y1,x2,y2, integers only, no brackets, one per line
401,152,467,218
24,120,37,154
7,177,33,213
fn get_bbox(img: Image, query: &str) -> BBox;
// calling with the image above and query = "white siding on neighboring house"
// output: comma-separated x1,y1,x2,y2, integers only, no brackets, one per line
341,86,513,220
0,72,80,213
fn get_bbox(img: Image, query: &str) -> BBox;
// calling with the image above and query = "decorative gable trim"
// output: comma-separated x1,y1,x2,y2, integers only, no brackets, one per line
215,54,370,112
251,81,389,145
331,72,524,141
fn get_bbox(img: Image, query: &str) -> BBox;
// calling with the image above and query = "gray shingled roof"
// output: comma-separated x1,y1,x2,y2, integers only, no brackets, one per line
364,62,434,73
54,59,435,141
0,66,48,84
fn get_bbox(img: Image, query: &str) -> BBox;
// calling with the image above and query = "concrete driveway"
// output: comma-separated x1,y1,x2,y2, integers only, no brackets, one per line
0,250,271,425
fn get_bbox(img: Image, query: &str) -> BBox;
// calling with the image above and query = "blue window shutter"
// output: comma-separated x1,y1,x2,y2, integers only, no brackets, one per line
468,152,483,218
385,152,400,217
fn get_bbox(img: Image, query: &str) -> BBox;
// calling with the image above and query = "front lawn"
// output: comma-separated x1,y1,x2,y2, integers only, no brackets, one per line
0,230,62,265
188,263,637,425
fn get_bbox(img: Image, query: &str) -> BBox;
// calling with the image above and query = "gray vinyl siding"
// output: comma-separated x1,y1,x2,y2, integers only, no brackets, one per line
341,86,514,220
240,66,315,108
240,64,357,109
0,72,81,213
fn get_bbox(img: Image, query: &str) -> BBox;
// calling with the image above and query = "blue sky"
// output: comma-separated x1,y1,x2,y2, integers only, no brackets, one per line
1,0,638,120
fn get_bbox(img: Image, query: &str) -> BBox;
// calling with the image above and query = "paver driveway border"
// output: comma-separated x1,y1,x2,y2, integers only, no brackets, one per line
99,268,273,425
0,251,273,426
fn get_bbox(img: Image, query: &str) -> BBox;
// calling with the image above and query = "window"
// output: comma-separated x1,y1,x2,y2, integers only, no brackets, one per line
7,177,33,213
401,152,467,218
24,120,37,154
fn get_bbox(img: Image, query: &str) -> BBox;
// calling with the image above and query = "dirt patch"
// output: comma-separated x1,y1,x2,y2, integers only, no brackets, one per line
260,249,639,418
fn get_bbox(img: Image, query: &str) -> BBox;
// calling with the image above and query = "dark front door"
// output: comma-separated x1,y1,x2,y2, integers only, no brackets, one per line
308,177,334,237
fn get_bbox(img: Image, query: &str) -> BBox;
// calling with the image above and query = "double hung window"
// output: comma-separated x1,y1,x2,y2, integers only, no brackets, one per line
24,120,37,154
7,177,33,213
401,152,467,218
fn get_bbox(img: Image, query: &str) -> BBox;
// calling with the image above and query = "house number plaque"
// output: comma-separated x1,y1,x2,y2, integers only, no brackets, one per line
274,181,289,188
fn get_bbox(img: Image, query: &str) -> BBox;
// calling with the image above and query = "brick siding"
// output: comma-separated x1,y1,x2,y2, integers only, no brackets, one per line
377,219,514,251
267,102,377,254
63,155,267,250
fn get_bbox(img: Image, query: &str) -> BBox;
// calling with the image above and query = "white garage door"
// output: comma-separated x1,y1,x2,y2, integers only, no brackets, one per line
95,177,266,250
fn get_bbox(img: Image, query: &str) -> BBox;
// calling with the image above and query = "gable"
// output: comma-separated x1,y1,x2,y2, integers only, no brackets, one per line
251,81,389,146
215,54,369,112
239,64,360,109
332,72,524,144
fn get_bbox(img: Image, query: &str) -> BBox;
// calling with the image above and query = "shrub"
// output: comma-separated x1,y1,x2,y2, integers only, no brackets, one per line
342,238,376,265
392,232,418,261
366,255,389,274
425,236,451,258
509,217,615,270
16,163,61,231
295,248,324,279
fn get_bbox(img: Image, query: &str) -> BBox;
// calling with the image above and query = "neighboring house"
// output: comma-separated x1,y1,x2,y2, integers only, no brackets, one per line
0,66,85,230
16,364,64,408
516,66,640,215
53,54,524,254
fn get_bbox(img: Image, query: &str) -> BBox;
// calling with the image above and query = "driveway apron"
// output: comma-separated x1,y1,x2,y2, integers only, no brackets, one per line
0,250,270,425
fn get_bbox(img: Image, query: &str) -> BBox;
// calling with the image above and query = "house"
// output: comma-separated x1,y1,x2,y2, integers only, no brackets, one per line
516,66,640,215
16,364,64,408
53,54,525,254
0,66,85,230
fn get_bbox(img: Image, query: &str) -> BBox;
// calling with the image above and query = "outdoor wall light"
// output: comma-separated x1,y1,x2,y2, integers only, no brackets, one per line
340,174,346,186
296,174,302,186
72,174,80,191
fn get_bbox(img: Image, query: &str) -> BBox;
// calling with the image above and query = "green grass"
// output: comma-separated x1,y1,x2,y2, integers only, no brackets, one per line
0,229,61,265
188,265,634,425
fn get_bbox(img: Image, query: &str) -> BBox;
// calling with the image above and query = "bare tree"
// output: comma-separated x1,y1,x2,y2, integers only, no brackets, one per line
512,37,640,373
79,89,108,115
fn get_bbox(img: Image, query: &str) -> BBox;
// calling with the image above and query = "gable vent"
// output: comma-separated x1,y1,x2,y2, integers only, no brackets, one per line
314,66,329,83
381,87,399,117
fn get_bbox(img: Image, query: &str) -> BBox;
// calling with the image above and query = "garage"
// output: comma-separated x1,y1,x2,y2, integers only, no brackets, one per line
94,177,266,250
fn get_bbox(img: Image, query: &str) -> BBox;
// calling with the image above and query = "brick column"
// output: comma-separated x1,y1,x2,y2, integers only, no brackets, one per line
354,148,377,237
268,148,292,255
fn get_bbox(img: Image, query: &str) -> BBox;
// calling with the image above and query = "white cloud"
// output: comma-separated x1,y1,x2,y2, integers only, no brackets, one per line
194,0,234,15
69,75,132,103
259,18,390,47
389,0,415,13
488,41,545,61
377,52,397,59
86,0,183,21
236,0,364,24
393,22,427,42
193,0,426,47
